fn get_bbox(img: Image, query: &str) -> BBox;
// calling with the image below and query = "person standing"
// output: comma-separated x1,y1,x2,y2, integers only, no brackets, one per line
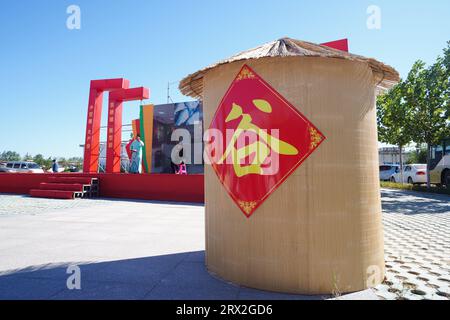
129,134,145,174
176,161,187,175
52,159,59,173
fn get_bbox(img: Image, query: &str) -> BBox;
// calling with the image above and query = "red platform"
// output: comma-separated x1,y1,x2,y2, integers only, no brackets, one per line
0,173,205,203
39,183,84,191
30,189,79,199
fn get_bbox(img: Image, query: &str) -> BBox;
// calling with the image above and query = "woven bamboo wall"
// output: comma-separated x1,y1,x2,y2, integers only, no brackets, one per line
203,56,385,295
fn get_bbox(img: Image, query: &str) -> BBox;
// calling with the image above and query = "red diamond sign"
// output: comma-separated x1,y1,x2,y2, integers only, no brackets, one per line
206,64,326,218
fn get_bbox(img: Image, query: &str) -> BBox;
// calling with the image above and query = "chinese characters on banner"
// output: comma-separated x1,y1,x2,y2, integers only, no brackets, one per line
206,65,326,218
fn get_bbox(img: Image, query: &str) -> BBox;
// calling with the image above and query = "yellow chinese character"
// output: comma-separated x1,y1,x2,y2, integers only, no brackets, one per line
218,100,298,177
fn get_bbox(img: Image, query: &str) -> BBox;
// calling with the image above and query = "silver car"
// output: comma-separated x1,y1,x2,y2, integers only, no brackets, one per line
379,164,399,181
1,161,44,173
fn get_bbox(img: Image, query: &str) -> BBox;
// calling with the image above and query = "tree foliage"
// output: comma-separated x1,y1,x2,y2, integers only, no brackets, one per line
377,80,412,182
0,151,82,171
377,42,450,188
377,80,412,148
407,147,428,165
0,151,21,161
442,41,450,119
405,60,448,147
32,154,53,170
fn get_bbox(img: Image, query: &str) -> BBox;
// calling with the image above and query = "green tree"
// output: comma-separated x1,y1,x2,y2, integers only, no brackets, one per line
377,80,413,183
45,157,53,171
442,41,450,118
58,157,68,168
33,154,45,166
406,57,449,188
0,151,21,161
22,153,33,161
68,157,83,164
407,147,427,164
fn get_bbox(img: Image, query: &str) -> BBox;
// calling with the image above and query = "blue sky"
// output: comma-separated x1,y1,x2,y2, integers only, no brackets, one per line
0,0,449,158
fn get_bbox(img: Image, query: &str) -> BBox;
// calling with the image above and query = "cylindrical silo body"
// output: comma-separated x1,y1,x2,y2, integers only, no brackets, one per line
203,56,384,295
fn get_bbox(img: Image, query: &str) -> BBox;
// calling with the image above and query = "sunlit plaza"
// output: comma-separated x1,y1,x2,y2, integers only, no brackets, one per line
0,190,448,300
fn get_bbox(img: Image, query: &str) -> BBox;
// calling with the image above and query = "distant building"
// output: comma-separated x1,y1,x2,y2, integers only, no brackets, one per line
378,147,409,165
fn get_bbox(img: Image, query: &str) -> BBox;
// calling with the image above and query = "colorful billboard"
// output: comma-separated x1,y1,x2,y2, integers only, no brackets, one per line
150,101,204,174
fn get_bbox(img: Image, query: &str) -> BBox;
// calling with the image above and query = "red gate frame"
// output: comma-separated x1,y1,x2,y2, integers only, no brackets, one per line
83,78,149,173
106,87,149,173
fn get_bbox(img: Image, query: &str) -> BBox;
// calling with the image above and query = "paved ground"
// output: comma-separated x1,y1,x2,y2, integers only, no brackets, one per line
0,190,448,300
0,194,113,216
0,195,332,300
375,189,450,300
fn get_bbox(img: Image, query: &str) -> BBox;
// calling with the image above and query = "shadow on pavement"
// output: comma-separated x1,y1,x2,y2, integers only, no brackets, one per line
0,251,327,300
381,189,450,215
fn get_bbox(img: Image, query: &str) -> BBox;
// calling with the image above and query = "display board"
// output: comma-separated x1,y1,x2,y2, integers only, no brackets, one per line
151,101,204,174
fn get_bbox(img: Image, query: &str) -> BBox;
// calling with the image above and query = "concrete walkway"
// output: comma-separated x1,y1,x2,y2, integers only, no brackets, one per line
0,196,335,300
0,190,447,300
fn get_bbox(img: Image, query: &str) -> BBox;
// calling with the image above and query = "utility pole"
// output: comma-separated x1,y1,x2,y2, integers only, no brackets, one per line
167,82,170,104
167,81,178,104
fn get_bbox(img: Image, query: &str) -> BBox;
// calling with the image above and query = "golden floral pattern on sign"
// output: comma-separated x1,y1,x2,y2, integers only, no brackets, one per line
309,126,323,150
236,66,256,81
238,201,258,215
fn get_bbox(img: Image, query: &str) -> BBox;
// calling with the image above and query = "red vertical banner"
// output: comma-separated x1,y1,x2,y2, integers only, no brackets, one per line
83,79,130,173
106,99,124,173
83,88,103,173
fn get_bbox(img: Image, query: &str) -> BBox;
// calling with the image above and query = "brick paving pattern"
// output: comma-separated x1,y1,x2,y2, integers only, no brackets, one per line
374,189,450,300
0,194,113,216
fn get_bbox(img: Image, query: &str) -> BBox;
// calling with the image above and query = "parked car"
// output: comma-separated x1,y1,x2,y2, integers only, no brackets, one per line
1,161,44,173
379,164,399,181
0,163,8,173
68,165,80,172
390,164,427,184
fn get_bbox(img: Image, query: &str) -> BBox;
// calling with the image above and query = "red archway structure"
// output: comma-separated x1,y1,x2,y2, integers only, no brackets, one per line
83,78,149,174
83,78,130,173
106,87,149,173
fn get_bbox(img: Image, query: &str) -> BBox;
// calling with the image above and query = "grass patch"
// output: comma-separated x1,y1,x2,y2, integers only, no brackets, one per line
381,181,450,195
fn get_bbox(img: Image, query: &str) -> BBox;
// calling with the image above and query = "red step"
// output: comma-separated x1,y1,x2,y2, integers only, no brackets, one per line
30,189,76,199
47,177,96,185
39,183,84,192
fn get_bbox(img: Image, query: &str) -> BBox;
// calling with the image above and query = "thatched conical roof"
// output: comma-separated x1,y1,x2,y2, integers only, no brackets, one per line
179,37,399,99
